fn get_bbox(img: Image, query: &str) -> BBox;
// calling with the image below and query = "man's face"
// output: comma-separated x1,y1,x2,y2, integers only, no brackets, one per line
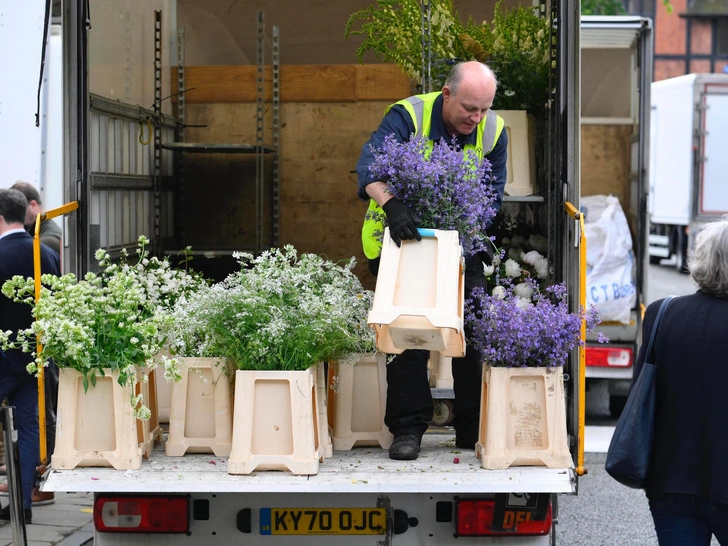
25,200,40,228
441,78,496,136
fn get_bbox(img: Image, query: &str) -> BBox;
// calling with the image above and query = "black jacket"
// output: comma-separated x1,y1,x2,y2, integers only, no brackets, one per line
636,292,728,504
0,231,61,372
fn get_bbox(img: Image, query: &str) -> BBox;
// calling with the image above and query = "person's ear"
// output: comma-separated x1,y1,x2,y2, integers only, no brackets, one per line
442,86,451,101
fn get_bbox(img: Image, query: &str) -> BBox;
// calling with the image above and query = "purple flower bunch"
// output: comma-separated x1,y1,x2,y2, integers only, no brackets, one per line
369,134,499,254
466,280,605,367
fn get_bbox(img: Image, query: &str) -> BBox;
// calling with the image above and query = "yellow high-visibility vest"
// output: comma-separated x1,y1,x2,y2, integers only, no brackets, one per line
361,92,505,259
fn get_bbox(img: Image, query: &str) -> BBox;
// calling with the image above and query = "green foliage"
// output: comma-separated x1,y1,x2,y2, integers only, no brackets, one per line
345,0,467,82
169,246,376,372
466,3,551,114
0,236,207,419
581,0,626,15
345,0,551,115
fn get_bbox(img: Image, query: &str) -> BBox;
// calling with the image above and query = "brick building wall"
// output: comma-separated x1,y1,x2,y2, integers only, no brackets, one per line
630,0,728,80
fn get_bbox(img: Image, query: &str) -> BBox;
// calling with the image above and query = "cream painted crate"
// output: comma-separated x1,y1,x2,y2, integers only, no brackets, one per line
476,365,572,470
155,368,173,424
165,357,233,457
315,363,333,460
368,227,465,357
428,351,454,389
137,368,164,458
153,348,173,424
227,366,321,475
156,377,172,424
52,368,143,470
328,354,392,451
495,110,538,197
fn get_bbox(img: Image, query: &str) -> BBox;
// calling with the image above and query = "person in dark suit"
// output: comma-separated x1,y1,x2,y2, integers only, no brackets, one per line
0,189,60,524
636,218,728,545
1,183,60,505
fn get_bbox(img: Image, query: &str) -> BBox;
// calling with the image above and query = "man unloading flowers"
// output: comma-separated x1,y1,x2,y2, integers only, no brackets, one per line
355,61,508,460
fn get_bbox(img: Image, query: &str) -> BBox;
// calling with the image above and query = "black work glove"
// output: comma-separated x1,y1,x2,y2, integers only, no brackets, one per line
382,198,422,247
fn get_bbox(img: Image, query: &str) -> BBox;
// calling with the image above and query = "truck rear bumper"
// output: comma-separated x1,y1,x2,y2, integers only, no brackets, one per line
91,491,556,545
42,433,575,495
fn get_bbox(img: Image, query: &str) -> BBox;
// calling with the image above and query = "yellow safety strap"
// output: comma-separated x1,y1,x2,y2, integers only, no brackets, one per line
564,201,587,477
34,201,79,467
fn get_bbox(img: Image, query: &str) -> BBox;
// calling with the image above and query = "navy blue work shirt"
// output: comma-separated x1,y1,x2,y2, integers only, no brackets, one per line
355,93,508,220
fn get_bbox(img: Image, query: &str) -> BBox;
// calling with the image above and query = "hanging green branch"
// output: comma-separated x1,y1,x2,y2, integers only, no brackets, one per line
466,2,551,114
345,0,552,116
345,0,468,83
581,0,626,15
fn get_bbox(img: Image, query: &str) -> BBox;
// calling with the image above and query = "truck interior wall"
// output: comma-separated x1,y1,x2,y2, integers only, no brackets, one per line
580,124,638,236
176,0,518,66
181,100,385,287
89,0,173,116
180,65,413,289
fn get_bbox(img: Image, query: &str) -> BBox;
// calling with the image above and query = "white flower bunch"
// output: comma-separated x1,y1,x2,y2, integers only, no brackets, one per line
513,282,534,300
96,236,206,318
521,250,548,279
167,246,376,372
0,236,205,419
486,233,551,295
504,258,522,278
0,270,176,419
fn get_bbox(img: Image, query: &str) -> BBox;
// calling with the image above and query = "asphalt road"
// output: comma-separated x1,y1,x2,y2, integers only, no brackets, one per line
645,258,698,304
555,263,717,546
558,452,656,546
558,450,719,546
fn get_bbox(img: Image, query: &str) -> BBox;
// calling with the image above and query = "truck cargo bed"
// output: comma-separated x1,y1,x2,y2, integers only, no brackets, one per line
42,431,576,495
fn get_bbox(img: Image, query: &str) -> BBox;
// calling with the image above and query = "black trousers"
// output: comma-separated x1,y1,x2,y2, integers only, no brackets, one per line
383,254,486,439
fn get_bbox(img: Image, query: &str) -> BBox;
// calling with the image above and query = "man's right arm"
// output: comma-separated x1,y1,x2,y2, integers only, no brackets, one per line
355,105,415,201
355,105,421,246
363,181,393,207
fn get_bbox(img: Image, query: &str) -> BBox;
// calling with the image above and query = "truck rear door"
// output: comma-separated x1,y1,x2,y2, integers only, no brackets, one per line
695,79,728,219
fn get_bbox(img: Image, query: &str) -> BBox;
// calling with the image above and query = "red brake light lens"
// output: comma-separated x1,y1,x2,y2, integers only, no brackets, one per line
585,346,633,367
456,499,552,537
94,495,189,533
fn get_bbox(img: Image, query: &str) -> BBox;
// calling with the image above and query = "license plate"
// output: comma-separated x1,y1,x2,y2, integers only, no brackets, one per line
260,507,387,535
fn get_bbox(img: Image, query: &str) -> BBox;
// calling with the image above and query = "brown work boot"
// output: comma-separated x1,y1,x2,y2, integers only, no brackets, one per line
32,488,55,506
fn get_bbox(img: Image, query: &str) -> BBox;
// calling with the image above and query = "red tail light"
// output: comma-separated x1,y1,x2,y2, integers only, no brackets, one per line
94,495,189,533
585,346,633,367
456,499,552,537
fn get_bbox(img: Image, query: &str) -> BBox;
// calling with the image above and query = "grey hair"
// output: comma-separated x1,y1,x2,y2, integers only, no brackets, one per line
689,218,728,297
444,62,498,95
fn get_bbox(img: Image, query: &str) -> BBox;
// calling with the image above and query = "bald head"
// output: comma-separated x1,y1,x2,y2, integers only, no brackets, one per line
441,61,498,136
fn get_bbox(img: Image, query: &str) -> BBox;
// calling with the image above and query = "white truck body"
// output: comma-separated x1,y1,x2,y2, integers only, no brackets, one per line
44,0,584,543
648,73,728,267
0,4,63,215
48,435,572,545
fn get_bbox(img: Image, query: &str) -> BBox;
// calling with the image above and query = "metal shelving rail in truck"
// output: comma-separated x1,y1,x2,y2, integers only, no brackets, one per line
45,0,583,543
648,73,728,272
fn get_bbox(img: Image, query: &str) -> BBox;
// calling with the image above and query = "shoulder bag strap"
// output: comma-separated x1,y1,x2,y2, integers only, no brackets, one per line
644,296,676,364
